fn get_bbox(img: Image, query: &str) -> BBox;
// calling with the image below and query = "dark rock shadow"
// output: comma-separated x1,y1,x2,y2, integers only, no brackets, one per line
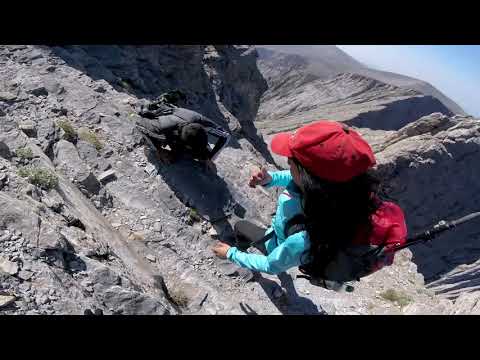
239,302,258,315
0,141,12,160
253,272,326,315
41,248,88,276
145,148,244,243
409,228,480,285
344,96,453,131
430,266,480,298
48,45,276,165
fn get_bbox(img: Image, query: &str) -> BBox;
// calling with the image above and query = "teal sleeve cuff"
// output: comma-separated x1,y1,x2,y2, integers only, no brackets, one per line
265,170,293,188
227,246,238,260
263,171,274,188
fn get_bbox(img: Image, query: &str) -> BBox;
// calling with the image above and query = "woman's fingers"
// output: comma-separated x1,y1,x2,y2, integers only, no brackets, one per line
259,167,271,185
249,166,270,188
212,242,230,259
249,174,261,187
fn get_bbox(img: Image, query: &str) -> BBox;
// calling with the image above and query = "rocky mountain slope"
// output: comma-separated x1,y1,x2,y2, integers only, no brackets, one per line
1,45,479,315
257,45,466,116
255,48,458,134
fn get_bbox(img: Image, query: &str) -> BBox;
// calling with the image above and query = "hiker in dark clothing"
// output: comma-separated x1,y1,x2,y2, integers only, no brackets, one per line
136,99,230,173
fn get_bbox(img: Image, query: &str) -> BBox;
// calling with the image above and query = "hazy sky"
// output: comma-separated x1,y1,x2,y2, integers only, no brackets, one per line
337,46,480,117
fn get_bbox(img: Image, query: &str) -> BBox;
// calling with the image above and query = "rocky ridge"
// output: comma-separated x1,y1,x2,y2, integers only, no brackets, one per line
257,46,466,116
255,48,455,134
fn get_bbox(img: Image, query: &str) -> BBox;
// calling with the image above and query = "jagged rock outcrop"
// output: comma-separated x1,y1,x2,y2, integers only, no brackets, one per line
366,114,480,289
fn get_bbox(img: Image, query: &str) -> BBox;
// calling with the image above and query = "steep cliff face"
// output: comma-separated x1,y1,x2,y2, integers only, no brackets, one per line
364,114,480,297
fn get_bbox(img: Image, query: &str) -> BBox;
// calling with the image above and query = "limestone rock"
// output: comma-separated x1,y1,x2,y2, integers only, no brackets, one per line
0,257,19,275
98,169,116,184
18,121,37,138
18,270,34,281
0,91,17,102
0,294,16,309
54,139,101,194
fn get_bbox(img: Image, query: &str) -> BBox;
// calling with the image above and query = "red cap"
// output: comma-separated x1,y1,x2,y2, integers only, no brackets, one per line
271,120,376,182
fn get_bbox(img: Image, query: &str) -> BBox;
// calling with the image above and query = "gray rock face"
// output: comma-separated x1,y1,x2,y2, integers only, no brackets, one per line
369,116,480,288
98,169,116,184
449,292,480,314
0,192,41,245
0,91,17,102
51,45,273,164
0,257,19,275
41,189,64,212
100,286,170,315
54,140,101,195
76,140,98,163
18,121,37,138
0,294,16,309
0,141,12,159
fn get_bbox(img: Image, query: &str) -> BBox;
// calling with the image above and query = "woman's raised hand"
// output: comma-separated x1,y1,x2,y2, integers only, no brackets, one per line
248,166,272,188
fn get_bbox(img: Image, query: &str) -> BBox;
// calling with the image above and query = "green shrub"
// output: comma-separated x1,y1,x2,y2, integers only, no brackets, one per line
188,208,201,223
18,166,58,190
380,289,413,308
119,79,133,91
57,119,77,141
78,128,103,151
15,146,34,160
168,288,190,309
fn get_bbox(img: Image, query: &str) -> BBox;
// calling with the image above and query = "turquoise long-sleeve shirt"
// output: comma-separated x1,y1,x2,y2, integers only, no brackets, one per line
226,170,311,274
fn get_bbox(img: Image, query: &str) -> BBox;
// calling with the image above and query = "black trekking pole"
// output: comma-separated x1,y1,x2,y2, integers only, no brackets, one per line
394,211,480,252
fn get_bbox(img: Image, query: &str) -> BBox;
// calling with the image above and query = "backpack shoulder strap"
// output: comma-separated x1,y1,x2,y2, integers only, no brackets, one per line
250,213,307,246
284,214,307,238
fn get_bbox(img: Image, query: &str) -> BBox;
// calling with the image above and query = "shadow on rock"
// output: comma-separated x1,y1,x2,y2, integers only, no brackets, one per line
145,147,245,242
254,272,326,315
239,302,258,315
49,45,276,166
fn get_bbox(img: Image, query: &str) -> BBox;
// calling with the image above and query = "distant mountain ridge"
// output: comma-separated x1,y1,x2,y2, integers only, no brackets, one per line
255,48,455,134
257,45,466,116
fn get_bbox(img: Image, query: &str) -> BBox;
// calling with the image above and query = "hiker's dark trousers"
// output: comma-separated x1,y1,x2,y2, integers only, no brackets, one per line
234,220,268,255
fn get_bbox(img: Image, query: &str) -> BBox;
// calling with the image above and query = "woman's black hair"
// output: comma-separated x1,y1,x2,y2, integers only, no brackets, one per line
290,157,383,278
